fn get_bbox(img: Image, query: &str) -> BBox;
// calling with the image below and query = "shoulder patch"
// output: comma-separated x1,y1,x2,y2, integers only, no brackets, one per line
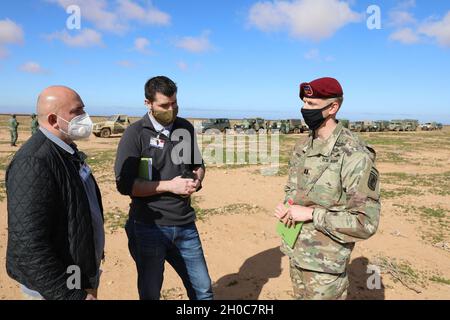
368,168,379,191
365,145,377,162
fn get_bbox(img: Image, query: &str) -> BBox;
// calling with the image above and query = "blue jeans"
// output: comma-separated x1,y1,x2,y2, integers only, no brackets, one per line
125,219,213,300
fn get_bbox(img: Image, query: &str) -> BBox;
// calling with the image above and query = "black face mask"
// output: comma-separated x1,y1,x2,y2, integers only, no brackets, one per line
301,103,333,131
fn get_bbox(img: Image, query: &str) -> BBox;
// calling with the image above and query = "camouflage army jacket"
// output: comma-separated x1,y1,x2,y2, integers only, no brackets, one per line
281,122,381,274
8,118,18,130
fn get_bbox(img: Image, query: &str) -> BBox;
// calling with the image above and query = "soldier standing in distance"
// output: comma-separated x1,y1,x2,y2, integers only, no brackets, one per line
31,113,39,135
274,77,381,300
9,114,19,146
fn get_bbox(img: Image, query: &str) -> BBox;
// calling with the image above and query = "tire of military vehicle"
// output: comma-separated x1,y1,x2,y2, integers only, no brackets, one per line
294,128,301,134
100,128,111,138
258,128,265,134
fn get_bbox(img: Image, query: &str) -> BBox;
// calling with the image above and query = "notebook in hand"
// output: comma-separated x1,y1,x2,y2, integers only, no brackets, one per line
138,158,152,181
276,199,303,248
276,221,303,249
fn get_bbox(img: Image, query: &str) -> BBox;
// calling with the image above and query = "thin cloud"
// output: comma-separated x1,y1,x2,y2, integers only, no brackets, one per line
304,48,320,60
388,11,417,27
47,0,170,35
117,0,171,26
177,61,188,71
304,48,334,62
117,60,134,68
134,37,150,54
64,59,80,66
46,28,103,47
395,0,416,10
388,8,450,48
419,11,450,47
247,0,362,41
19,62,48,74
387,0,417,27
0,47,9,59
175,31,214,53
0,18,24,59
389,28,420,44
47,0,127,34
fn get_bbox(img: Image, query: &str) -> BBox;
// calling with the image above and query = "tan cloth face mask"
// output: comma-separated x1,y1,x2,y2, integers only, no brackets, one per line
151,107,178,126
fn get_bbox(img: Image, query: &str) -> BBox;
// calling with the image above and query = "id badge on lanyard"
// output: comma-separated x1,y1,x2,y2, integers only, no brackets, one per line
79,163,92,182
150,131,166,149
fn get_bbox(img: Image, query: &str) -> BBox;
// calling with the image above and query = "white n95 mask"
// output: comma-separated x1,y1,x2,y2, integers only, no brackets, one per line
58,113,93,140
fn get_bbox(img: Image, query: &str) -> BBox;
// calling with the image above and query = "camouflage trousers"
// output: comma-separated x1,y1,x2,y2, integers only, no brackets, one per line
289,259,349,300
10,130,17,145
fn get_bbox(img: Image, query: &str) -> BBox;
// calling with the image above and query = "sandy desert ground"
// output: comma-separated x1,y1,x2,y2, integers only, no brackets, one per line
0,120,449,300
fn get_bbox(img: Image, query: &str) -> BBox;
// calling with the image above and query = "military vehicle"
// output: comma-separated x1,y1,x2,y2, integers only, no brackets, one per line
370,121,382,132
349,121,366,132
234,118,266,133
200,118,231,133
364,121,380,132
374,120,390,132
420,122,438,131
388,120,416,131
93,114,131,138
389,120,407,131
404,119,419,131
366,121,381,132
270,120,289,134
286,119,308,133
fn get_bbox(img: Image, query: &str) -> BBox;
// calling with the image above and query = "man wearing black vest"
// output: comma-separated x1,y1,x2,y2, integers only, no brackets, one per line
114,76,213,300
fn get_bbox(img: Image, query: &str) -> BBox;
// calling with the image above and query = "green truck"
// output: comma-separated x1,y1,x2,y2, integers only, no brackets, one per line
388,120,405,132
270,120,290,134
373,120,390,132
200,118,231,133
234,118,266,133
286,119,308,133
404,119,419,131
93,114,130,138
420,122,439,131
349,121,366,132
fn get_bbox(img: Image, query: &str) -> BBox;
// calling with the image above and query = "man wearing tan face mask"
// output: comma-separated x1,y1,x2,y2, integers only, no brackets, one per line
115,76,212,300
6,86,104,300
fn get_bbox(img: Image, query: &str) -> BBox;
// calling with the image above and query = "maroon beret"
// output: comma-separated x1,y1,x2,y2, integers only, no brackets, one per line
299,77,343,100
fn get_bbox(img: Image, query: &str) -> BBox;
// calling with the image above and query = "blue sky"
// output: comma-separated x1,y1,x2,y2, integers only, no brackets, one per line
0,0,449,123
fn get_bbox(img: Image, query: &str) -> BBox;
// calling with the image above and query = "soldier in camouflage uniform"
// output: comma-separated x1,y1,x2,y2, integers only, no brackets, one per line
280,121,287,135
8,114,19,146
285,121,290,135
31,113,39,135
275,77,381,300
